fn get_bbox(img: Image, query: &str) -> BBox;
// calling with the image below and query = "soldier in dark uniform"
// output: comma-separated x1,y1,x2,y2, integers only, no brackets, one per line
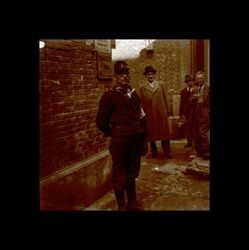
96,61,148,211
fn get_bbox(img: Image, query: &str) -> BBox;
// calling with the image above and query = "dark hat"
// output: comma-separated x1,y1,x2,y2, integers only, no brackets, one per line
143,66,156,75
114,60,130,74
184,74,194,82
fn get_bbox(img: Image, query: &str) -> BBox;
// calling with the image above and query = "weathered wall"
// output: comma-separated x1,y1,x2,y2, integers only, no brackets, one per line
39,40,113,210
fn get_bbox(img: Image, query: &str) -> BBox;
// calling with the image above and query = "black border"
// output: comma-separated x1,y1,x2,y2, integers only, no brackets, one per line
20,30,228,234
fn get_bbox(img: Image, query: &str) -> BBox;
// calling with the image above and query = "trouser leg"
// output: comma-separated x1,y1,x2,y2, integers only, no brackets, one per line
149,141,157,158
161,140,171,153
126,134,141,203
114,188,126,210
193,115,202,157
110,135,128,210
161,140,173,158
126,178,143,210
199,120,210,158
126,134,143,210
186,118,193,144
126,179,136,203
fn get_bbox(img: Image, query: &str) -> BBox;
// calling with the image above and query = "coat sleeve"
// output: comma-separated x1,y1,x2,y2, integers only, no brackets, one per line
161,82,171,114
96,92,113,137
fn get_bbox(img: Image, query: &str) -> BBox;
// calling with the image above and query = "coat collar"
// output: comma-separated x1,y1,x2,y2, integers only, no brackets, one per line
144,80,160,93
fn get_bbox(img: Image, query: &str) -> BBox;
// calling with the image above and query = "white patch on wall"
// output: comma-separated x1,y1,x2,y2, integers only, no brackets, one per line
39,40,45,49
112,39,155,61
95,40,111,53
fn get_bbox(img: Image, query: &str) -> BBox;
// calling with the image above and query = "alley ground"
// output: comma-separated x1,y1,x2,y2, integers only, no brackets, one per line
84,139,210,211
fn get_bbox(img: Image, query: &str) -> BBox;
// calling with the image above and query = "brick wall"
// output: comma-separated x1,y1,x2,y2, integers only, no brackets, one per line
39,40,113,209
40,40,112,177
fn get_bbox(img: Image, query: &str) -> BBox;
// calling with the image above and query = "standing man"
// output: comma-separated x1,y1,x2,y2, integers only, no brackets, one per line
96,60,148,211
138,66,173,159
191,71,210,159
179,74,195,147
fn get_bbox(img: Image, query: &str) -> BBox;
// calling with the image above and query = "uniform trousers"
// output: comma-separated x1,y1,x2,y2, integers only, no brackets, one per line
109,131,143,209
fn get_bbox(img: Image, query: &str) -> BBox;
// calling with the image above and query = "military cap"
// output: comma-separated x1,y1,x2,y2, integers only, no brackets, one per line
114,60,130,74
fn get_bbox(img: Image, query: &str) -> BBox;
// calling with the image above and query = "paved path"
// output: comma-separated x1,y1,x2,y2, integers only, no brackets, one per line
85,139,209,211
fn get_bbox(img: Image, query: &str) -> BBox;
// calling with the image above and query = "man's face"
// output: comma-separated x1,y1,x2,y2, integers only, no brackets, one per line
115,70,130,85
195,73,205,87
145,72,155,83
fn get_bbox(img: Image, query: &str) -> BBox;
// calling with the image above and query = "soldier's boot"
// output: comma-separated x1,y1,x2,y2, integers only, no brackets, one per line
114,189,126,211
126,179,143,211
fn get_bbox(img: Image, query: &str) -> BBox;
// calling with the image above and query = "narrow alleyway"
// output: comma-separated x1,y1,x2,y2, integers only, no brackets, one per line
84,139,209,211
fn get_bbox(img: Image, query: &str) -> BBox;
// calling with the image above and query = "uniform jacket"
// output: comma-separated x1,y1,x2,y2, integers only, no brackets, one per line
138,80,171,141
96,85,147,138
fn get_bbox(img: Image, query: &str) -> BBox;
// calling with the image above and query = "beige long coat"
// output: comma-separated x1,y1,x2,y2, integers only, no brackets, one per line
138,80,171,141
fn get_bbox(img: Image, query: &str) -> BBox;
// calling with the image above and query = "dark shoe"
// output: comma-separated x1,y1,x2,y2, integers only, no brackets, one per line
184,142,193,147
126,201,144,211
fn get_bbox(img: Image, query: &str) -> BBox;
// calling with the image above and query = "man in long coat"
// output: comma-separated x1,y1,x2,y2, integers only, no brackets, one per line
138,66,173,159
